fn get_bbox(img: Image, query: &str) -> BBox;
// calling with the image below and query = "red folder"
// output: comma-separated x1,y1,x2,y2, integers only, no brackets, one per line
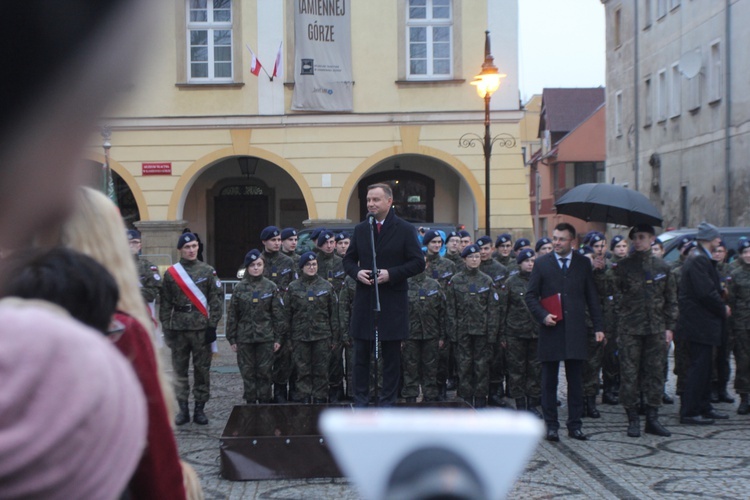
540,293,563,322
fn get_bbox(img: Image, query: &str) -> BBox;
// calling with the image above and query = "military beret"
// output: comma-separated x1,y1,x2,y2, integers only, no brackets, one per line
677,236,694,251
475,235,493,247
578,245,594,256
177,232,197,249
422,230,443,245
738,237,750,252
682,240,698,256
516,248,535,264
461,244,480,258
317,230,335,247
513,238,531,252
629,224,655,239
243,249,262,268
495,233,512,247
310,228,325,242
260,226,280,241
446,231,460,242
535,237,552,252
582,231,596,245
335,232,350,242
457,230,471,239
126,229,141,241
588,232,605,244
280,227,297,240
299,251,317,268
610,235,625,251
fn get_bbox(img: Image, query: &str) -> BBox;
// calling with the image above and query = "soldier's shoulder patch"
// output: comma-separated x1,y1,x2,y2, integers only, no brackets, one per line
216,279,222,287
427,289,439,297
281,268,292,275
494,292,499,301
261,292,273,300
212,270,217,275
477,286,490,293
654,273,667,281
154,274,161,281
316,290,329,296
150,265,159,271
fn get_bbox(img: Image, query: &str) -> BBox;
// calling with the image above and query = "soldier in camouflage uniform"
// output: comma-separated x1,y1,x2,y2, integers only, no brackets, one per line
505,249,542,417
226,250,287,404
444,230,463,266
335,231,351,258
281,227,300,266
160,232,223,426
614,225,677,438
458,230,473,254
285,251,339,403
445,244,500,408
403,255,446,402
260,226,298,403
127,229,161,304
338,274,357,399
729,239,750,414
535,237,553,256
610,235,629,262
711,240,734,404
493,233,515,269
476,235,509,406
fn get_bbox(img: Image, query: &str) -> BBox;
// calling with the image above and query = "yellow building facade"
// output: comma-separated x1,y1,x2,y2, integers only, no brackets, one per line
95,0,531,276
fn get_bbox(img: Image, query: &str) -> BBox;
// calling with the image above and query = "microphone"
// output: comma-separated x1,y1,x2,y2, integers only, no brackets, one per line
367,213,377,225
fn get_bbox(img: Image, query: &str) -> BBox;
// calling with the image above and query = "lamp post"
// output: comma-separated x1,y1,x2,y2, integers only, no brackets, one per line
100,125,116,204
459,31,515,235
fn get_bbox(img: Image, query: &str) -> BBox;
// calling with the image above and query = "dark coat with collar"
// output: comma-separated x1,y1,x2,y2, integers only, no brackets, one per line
678,247,726,346
525,251,603,362
343,209,425,341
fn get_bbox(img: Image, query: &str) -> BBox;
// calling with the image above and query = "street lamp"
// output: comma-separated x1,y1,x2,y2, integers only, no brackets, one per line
100,126,114,202
459,31,514,235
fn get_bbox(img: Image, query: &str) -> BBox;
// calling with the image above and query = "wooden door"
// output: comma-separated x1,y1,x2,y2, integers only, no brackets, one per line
214,195,268,278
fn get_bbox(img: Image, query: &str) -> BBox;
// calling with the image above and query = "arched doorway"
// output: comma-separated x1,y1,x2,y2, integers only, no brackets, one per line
358,170,434,222
85,160,140,228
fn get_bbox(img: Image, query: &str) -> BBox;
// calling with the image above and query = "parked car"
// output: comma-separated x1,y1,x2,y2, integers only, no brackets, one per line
658,226,750,263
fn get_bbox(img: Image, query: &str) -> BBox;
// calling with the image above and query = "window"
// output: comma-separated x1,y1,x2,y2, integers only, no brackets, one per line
614,8,622,48
670,63,681,118
615,90,623,136
657,69,667,122
643,0,653,29
407,0,452,79
657,0,667,19
687,73,701,112
187,0,233,82
708,40,722,103
643,76,653,127
574,162,605,186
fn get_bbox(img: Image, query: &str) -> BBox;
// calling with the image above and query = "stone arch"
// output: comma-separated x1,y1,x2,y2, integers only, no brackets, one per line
88,152,150,221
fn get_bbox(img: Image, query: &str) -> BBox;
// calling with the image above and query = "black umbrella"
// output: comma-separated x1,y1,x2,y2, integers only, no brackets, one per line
555,183,663,227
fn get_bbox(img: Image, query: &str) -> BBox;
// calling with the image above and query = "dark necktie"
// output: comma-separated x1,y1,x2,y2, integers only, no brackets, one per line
561,257,569,273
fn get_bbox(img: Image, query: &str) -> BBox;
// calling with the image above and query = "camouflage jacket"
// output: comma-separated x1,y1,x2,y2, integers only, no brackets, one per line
159,258,223,331
285,274,339,342
445,268,500,343
262,250,297,290
315,248,346,293
407,272,446,341
337,275,357,345
445,251,462,267
479,258,508,285
504,271,536,338
136,255,161,303
592,262,618,334
717,261,730,300
494,252,518,275
729,261,750,327
282,249,300,267
225,274,287,345
613,251,677,336
426,253,456,288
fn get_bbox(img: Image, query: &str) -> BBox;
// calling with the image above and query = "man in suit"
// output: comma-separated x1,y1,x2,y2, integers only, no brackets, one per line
525,222,605,442
343,183,425,407
679,221,731,425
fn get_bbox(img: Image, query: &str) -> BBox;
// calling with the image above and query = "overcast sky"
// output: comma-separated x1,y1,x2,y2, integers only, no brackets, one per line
518,0,606,103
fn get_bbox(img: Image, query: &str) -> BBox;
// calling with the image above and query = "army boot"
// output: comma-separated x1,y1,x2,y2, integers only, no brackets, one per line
626,408,640,438
175,400,190,426
644,406,670,437
738,394,749,415
527,397,543,419
585,395,601,418
637,392,646,415
193,402,208,425
515,397,527,411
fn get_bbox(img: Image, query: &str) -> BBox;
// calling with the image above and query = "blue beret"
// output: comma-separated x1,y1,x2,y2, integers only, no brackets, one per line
243,249,262,268
317,230,335,247
446,231,460,242
475,235,492,247
578,245,594,256
280,227,297,240
310,228,325,241
126,229,141,241
299,251,317,268
513,238,531,252
535,237,552,252
458,230,471,239
422,230,443,245
677,236,694,251
610,235,625,251
260,226,280,241
588,232,605,244
177,232,197,249
335,232,350,242
495,233,512,247
738,237,750,252
461,244,480,258
516,249,535,264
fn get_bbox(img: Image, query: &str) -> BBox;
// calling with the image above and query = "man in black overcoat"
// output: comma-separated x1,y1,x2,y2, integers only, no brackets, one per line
343,183,425,407
525,223,604,442
679,221,732,425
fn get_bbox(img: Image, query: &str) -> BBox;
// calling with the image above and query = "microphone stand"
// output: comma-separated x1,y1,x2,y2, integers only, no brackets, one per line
368,214,381,406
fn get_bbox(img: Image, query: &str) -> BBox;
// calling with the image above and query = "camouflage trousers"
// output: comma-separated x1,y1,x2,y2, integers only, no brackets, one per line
734,328,750,394
583,330,605,397
167,330,212,403
601,330,619,389
673,330,690,395
292,339,331,400
328,341,345,389
237,342,274,403
401,337,440,400
489,341,507,389
619,333,666,409
456,335,491,399
272,342,294,387
505,336,541,399
436,340,451,387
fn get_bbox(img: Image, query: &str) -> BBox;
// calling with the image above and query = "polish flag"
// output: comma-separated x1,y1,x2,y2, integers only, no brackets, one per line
247,45,262,76
272,42,283,79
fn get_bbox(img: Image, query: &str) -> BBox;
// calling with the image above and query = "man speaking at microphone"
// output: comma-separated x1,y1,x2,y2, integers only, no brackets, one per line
344,183,425,407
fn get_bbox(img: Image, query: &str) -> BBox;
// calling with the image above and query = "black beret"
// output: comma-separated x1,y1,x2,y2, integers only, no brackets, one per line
243,249,262,268
177,232,197,249
280,228,297,240
299,251,317,268
535,237,552,252
475,235,493,247
260,226,280,241
516,249,535,264
461,244,480,258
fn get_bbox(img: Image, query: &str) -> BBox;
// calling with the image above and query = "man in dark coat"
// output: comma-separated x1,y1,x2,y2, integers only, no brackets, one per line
525,222,604,442
343,183,425,407
679,222,732,425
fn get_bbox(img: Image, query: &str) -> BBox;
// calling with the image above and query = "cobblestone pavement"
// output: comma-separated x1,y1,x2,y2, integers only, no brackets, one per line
169,340,750,499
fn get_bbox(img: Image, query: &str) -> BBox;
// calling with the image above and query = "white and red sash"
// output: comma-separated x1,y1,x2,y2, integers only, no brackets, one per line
167,263,209,317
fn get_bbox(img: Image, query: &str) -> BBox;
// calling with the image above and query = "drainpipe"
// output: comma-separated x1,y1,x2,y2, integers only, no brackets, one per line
633,0,640,192
724,0,732,225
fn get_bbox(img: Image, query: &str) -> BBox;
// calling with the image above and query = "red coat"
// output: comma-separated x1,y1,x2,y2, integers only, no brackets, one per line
114,312,186,500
